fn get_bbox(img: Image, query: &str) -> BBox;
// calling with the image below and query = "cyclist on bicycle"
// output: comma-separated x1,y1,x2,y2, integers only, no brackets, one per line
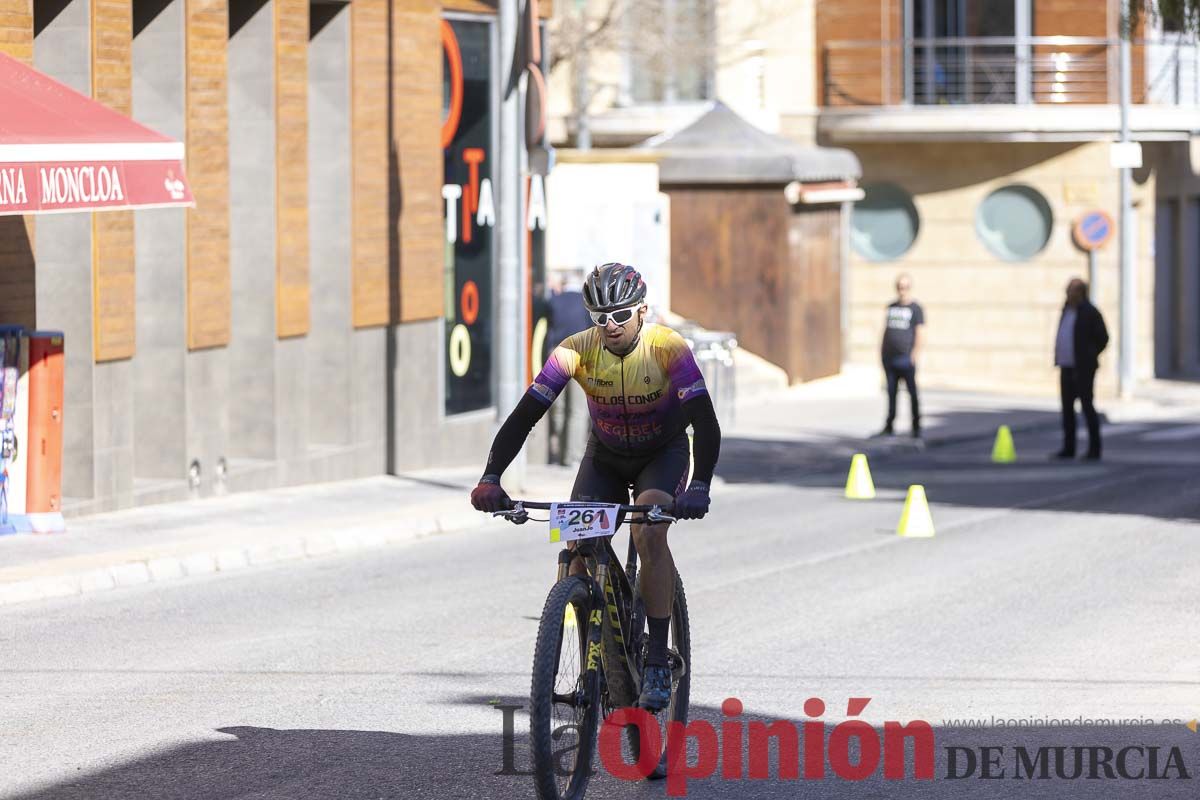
471,262,721,712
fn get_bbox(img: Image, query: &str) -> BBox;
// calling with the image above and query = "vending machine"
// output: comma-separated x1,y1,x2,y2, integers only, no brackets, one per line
24,332,64,532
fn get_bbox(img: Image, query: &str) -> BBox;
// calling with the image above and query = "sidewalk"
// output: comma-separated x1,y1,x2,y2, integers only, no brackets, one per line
2,376,1198,609
0,466,577,609
731,365,1200,452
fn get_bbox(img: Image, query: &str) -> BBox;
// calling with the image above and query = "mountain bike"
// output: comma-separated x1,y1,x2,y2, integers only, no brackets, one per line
495,500,691,800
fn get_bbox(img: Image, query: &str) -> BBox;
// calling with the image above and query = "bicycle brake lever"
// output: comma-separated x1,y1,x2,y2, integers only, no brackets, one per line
645,507,677,524
492,502,529,525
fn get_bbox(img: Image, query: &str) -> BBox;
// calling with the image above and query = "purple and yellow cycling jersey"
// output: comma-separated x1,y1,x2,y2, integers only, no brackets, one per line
528,323,709,455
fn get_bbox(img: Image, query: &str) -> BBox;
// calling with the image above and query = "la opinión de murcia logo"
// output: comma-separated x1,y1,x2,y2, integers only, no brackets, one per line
605,697,935,796
945,744,1191,780
495,697,1195,796
498,696,935,795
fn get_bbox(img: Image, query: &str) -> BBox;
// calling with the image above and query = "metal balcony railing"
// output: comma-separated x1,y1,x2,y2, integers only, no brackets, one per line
823,36,1200,108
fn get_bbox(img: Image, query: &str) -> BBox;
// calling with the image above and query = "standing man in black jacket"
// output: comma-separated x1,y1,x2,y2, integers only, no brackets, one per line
1053,278,1109,460
543,270,593,465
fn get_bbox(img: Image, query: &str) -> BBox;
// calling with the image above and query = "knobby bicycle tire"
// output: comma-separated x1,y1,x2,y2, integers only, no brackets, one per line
530,576,600,800
600,570,637,711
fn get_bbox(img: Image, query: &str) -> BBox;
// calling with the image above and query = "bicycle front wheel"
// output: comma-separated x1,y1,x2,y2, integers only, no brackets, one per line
530,576,600,800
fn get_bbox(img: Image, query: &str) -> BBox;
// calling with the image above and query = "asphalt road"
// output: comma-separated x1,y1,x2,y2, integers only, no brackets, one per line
2,420,1199,799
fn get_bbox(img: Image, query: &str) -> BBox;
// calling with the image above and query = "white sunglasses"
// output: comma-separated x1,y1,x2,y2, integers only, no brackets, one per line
590,305,641,327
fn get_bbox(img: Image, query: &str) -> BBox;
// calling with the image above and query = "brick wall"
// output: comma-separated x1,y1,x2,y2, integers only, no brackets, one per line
276,0,309,337
393,0,441,323
0,0,31,61
92,0,135,360
816,0,897,106
350,0,389,327
185,0,231,350
0,0,34,329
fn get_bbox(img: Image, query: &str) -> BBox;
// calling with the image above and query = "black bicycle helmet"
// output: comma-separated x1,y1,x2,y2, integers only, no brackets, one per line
582,262,647,312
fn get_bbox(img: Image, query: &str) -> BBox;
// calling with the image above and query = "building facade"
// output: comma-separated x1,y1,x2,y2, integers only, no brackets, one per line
818,0,1200,395
544,1,1200,397
0,0,551,514
545,0,820,147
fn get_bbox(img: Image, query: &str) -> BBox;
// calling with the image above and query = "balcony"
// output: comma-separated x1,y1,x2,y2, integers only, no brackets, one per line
820,36,1200,142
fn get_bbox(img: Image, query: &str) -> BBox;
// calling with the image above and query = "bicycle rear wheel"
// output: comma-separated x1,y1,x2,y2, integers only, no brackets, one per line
626,572,691,779
530,576,600,800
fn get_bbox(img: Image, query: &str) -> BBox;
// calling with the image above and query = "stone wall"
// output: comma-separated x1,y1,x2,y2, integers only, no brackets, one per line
847,140,1158,399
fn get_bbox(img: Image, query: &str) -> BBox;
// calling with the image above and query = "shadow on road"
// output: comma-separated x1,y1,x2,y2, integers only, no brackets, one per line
717,410,1200,524
8,705,1196,799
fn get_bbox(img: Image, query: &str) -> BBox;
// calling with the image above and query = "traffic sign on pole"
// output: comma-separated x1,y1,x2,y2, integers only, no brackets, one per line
1072,210,1115,252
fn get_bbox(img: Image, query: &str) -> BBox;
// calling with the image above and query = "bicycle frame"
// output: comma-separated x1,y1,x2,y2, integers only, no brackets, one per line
565,535,639,696
498,501,675,706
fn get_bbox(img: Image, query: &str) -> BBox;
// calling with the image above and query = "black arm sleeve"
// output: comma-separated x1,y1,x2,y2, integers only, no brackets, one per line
1095,307,1109,352
683,393,721,486
482,393,551,480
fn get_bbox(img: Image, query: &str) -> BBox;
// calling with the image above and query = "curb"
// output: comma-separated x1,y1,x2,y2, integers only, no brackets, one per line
0,506,484,610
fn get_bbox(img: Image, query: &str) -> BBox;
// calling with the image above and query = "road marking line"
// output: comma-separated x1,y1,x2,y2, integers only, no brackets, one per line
1105,423,1153,437
1138,424,1200,442
696,470,1151,592
696,538,906,592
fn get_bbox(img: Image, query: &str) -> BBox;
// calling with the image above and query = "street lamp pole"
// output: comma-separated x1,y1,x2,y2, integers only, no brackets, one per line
574,0,591,150
1117,30,1136,397
498,0,527,487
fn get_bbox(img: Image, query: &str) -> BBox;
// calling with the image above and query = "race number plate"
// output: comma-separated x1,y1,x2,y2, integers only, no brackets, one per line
549,502,620,543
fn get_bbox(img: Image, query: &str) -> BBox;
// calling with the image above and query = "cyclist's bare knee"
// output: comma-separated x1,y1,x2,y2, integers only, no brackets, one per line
634,488,673,509
631,489,672,559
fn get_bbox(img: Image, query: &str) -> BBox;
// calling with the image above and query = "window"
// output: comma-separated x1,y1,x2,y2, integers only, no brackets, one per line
975,185,1053,261
851,183,920,261
908,0,1026,104
627,0,715,104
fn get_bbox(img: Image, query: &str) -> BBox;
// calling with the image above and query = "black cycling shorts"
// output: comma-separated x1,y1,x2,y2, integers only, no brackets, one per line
571,432,690,504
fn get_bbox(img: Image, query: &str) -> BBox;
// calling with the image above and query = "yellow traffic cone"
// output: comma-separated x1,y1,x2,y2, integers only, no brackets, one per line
1187,719,1198,734
897,485,935,537
992,425,1017,463
844,453,876,499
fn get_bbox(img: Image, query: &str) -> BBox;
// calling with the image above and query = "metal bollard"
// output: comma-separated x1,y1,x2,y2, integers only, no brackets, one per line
682,326,738,429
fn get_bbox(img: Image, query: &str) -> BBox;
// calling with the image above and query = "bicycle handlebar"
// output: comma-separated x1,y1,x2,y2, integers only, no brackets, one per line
512,501,674,512
492,500,677,526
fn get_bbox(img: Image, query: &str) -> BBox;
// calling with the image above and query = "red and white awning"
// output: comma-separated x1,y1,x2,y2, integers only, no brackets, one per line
0,51,193,216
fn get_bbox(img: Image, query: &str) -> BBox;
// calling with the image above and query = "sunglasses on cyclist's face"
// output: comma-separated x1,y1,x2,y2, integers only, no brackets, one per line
590,305,641,327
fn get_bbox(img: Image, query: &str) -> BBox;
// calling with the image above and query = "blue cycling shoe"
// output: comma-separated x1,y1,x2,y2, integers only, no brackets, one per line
637,664,673,712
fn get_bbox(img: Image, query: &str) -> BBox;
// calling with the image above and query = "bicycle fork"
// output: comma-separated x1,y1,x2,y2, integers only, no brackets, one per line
558,548,608,708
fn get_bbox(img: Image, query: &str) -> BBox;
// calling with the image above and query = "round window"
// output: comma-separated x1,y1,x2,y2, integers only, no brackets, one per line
850,183,920,261
975,185,1054,261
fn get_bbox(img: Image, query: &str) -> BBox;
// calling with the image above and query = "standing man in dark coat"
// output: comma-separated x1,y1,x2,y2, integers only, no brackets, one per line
1053,278,1109,460
877,274,925,438
543,270,593,465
